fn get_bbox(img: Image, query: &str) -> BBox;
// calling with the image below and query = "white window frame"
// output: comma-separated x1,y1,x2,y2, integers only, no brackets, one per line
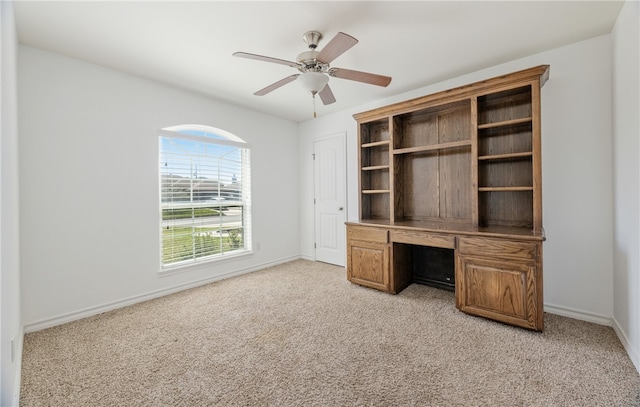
158,125,252,271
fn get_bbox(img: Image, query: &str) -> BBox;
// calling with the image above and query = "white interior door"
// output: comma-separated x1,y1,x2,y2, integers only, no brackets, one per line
314,133,346,266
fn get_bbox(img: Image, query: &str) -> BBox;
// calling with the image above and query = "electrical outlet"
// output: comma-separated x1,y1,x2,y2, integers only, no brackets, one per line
256,242,261,250
11,336,15,363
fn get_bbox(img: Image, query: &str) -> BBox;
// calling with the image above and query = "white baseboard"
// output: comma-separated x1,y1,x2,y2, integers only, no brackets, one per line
544,303,613,326
612,316,640,374
24,255,301,333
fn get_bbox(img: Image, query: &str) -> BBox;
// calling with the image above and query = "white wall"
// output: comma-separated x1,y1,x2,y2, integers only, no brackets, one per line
1,2,23,405
300,34,615,324
18,46,300,329
612,0,640,371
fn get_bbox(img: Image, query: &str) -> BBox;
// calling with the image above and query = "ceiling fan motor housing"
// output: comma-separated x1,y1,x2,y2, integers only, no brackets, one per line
296,50,328,73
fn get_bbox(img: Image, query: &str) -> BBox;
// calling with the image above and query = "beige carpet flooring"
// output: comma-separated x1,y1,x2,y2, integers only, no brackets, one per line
20,259,640,406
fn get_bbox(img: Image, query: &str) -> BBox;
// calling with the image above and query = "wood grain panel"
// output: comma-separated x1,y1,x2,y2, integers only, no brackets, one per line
399,111,438,149
401,152,439,219
437,102,471,143
478,159,532,188
394,100,470,149
391,243,413,294
456,254,539,330
361,119,390,144
393,155,404,221
439,147,472,221
464,262,526,319
479,191,533,228
347,240,390,292
531,81,543,233
438,104,472,222
347,225,389,243
361,168,389,191
390,229,455,248
478,123,532,157
351,246,387,285
361,144,389,168
458,237,537,261
477,86,532,125
361,193,390,220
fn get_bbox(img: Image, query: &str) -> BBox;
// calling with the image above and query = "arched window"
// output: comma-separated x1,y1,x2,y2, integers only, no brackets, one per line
159,125,251,269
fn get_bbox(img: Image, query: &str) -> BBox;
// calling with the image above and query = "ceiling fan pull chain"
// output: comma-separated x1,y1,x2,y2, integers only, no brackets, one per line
313,92,317,118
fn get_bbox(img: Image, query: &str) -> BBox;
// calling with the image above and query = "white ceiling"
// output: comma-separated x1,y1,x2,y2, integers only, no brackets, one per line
14,1,624,123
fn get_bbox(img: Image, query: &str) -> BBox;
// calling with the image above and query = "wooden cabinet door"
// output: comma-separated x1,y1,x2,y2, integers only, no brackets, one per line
456,254,542,330
347,240,390,292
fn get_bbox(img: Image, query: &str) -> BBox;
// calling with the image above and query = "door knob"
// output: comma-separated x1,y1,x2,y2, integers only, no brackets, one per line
339,207,344,211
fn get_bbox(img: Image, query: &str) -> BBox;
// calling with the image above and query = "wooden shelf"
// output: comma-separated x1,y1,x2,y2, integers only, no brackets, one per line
478,117,532,130
478,152,533,161
362,189,390,194
393,140,472,155
478,186,533,192
362,140,391,148
362,165,390,171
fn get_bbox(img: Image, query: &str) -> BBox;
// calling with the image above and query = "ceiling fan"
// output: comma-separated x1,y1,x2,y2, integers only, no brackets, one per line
233,31,392,116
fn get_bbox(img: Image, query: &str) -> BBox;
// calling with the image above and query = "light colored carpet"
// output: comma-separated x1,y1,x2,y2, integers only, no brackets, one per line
20,259,640,406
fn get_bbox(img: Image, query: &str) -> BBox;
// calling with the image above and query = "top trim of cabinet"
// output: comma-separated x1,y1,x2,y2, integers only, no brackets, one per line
345,220,545,242
354,65,549,123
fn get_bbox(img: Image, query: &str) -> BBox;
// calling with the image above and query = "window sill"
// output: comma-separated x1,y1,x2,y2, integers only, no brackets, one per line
158,249,253,277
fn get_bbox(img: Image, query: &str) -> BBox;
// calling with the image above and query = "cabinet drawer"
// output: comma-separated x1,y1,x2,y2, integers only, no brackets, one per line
458,237,537,261
390,229,455,249
347,226,388,243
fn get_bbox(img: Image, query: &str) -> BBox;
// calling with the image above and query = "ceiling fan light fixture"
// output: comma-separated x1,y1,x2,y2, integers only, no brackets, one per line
297,72,329,93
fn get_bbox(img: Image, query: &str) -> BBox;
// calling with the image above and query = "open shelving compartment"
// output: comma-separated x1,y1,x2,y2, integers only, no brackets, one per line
476,84,537,230
392,99,473,225
359,117,391,221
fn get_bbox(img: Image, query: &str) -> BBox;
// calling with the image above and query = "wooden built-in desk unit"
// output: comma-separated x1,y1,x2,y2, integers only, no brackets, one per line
346,66,548,331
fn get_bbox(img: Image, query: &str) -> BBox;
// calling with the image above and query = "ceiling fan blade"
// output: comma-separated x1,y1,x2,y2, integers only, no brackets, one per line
233,52,300,68
329,68,392,87
316,32,358,64
318,84,336,105
254,74,299,96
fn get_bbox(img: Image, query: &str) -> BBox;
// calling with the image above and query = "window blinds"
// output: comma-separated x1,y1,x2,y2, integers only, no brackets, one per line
159,131,251,268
